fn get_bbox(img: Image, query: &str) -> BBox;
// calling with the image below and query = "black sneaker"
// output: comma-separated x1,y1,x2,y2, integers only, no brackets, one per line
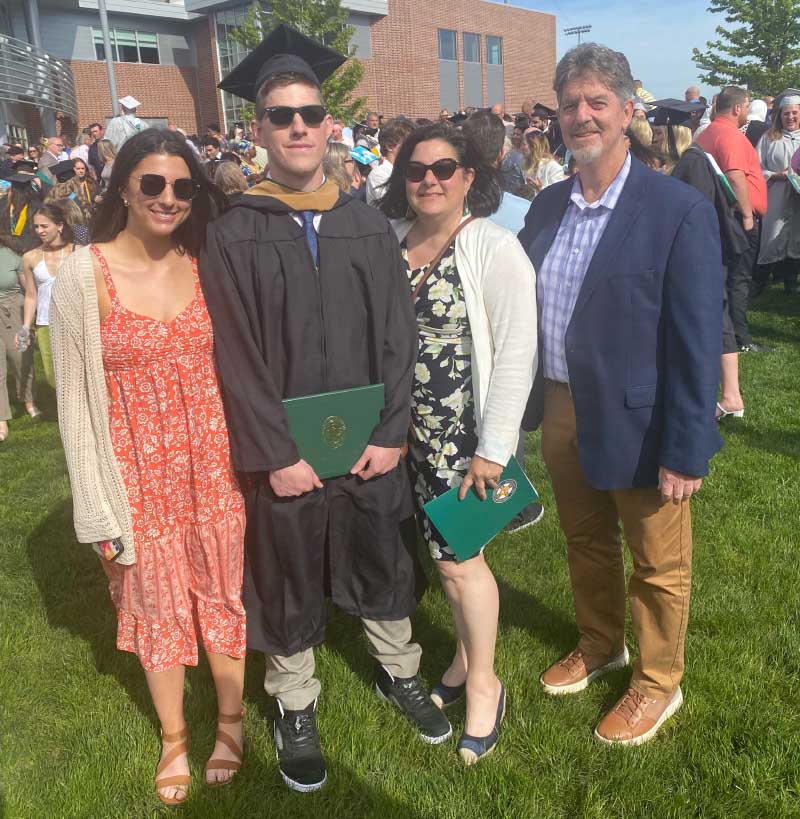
273,699,327,793
505,501,544,533
375,666,452,744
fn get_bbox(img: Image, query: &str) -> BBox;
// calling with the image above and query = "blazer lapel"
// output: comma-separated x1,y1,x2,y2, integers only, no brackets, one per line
570,157,648,319
527,178,573,271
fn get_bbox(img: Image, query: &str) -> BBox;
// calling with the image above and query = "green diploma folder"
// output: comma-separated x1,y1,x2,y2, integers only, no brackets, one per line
282,384,385,479
423,457,539,562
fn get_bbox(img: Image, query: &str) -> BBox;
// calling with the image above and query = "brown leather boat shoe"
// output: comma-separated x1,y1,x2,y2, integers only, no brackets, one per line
540,646,629,695
594,686,683,746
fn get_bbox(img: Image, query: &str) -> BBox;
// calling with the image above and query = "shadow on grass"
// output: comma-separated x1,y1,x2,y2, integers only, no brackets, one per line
722,423,800,459
496,576,575,652
750,285,800,318
26,499,157,725
182,756,433,819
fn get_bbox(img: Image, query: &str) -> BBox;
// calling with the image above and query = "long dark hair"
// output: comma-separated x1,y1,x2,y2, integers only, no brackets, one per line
379,123,502,219
91,128,226,256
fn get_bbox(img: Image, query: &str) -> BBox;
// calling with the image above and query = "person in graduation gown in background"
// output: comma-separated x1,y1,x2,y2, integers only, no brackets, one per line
199,25,452,795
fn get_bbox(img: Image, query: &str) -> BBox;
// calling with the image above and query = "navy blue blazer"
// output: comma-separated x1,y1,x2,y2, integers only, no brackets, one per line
519,156,724,489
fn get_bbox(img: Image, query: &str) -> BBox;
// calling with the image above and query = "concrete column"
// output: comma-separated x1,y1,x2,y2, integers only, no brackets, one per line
23,0,57,135
22,0,41,47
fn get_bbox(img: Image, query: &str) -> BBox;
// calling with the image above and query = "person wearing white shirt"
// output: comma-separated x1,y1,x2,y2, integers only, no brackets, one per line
365,117,414,206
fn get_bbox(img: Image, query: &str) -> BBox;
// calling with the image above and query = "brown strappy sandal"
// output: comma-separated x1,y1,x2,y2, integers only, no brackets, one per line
155,726,191,806
204,709,245,788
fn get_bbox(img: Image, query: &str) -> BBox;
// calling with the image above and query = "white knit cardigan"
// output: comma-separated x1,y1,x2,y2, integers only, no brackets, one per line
392,215,538,466
50,246,136,564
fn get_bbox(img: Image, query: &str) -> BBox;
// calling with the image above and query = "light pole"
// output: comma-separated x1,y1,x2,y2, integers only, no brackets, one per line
97,0,119,116
563,25,592,44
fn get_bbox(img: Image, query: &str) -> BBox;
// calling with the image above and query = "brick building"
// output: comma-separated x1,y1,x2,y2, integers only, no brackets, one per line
0,0,555,145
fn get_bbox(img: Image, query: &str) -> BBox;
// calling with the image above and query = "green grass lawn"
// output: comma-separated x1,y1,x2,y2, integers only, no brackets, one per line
1,289,799,819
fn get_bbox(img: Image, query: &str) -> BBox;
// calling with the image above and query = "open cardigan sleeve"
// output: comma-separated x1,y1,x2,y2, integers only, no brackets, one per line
474,231,538,466
51,254,135,563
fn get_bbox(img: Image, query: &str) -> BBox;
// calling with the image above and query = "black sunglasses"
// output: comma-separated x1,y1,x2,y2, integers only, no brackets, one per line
261,105,327,127
135,174,200,201
405,159,462,183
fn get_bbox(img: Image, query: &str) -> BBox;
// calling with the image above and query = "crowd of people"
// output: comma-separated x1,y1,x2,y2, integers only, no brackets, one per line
0,20,797,808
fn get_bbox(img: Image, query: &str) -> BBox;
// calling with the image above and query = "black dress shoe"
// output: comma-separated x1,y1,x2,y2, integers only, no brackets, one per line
375,666,452,744
273,699,327,793
457,684,506,766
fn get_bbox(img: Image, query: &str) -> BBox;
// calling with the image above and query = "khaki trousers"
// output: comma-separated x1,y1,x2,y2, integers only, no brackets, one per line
0,292,34,420
542,381,692,697
264,617,422,711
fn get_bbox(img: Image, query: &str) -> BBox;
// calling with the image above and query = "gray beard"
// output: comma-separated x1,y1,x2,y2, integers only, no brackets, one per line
569,142,604,165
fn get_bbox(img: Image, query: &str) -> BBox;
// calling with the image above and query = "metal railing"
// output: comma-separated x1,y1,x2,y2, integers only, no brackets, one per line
0,34,78,117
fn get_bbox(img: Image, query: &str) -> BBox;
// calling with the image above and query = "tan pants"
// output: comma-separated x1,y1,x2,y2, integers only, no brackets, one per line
264,617,422,710
0,292,34,420
542,381,692,697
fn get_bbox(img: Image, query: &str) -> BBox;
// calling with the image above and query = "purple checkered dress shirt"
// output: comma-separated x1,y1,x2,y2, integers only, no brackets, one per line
537,153,631,383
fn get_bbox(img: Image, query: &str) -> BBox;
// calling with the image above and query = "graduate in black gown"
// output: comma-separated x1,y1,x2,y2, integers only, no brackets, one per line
199,25,451,793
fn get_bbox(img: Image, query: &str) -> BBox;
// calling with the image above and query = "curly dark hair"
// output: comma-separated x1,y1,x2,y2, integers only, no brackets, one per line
378,123,502,219
91,128,226,256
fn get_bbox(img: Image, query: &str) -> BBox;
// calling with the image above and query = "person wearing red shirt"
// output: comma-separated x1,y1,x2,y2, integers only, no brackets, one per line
696,86,770,352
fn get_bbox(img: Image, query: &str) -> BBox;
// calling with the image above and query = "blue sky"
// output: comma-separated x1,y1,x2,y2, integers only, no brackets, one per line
491,0,723,101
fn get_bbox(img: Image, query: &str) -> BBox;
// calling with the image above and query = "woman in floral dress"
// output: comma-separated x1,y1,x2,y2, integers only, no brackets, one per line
382,124,538,765
51,130,246,805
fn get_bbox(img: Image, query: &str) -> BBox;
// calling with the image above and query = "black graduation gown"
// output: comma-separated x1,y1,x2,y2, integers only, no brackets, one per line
199,188,421,657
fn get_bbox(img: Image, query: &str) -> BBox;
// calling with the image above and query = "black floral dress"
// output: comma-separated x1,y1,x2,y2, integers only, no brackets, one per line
403,242,478,561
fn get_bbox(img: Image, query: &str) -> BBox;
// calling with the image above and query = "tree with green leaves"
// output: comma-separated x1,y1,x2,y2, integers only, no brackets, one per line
230,0,366,122
692,0,800,94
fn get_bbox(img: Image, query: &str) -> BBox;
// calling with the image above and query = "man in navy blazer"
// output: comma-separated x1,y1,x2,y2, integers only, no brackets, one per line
519,44,723,746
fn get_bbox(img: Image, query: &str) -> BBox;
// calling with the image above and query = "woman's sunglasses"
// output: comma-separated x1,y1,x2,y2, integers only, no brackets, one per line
135,174,200,201
261,105,327,127
405,159,462,183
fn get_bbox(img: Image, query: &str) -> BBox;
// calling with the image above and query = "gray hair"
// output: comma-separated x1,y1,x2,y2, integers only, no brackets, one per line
553,43,635,106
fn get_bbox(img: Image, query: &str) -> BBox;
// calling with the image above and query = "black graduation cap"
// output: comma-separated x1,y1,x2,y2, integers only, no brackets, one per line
4,172,37,185
531,102,556,118
12,159,37,173
649,98,706,127
218,23,346,102
51,159,76,183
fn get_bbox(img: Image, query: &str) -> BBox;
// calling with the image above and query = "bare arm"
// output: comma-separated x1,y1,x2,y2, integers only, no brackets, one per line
726,169,753,228
21,253,38,328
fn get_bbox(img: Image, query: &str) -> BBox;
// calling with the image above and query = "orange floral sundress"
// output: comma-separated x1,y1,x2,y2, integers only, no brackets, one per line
94,245,246,673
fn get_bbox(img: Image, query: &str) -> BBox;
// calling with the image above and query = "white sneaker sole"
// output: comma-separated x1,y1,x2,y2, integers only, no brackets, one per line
506,505,545,534
540,646,630,696
375,683,453,745
594,687,683,747
278,765,327,793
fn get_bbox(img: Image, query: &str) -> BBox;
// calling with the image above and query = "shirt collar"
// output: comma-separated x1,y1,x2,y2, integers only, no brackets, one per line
570,152,631,212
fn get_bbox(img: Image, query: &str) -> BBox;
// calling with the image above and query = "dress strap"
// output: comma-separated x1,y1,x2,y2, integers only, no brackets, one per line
91,244,119,302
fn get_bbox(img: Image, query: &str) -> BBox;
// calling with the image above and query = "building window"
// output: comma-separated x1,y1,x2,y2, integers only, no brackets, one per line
463,33,481,63
438,29,457,62
487,35,503,65
215,5,253,129
92,28,161,64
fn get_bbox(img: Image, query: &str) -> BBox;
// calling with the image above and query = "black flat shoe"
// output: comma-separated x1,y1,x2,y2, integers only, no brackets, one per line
430,679,466,710
457,684,506,766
